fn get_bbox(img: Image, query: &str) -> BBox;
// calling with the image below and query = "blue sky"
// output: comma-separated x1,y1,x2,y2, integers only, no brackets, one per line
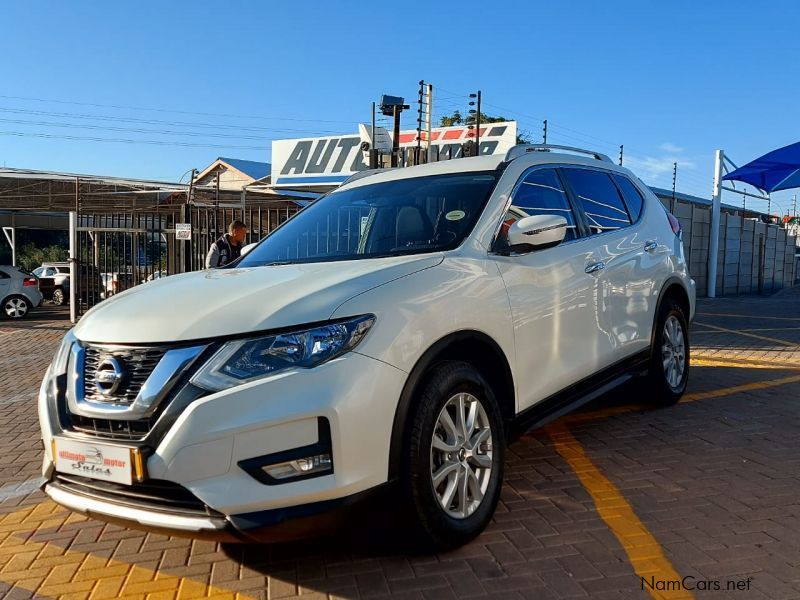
1,1,799,212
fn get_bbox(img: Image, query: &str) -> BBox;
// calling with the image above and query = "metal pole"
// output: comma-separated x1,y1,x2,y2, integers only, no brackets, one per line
69,211,77,323
476,90,481,154
671,162,677,213
426,84,433,163
9,212,14,267
371,102,377,169
391,105,401,168
416,80,424,165
708,149,724,298
542,119,548,144
619,145,624,166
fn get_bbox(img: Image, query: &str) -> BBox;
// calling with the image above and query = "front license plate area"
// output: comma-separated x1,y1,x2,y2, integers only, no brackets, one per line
53,437,135,485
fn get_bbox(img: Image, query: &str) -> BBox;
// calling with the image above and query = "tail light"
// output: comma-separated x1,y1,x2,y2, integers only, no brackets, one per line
665,210,681,235
23,277,38,287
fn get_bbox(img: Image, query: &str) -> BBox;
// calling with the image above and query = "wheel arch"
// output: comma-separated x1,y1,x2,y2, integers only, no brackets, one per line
651,278,691,349
387,330,515,481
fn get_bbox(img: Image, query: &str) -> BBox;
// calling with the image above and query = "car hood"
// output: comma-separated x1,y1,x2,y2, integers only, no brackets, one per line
74,254,443,344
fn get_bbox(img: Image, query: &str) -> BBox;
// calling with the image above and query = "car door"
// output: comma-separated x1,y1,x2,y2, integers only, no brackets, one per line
561,167,654,364
491,167,609,412
0,268,11,299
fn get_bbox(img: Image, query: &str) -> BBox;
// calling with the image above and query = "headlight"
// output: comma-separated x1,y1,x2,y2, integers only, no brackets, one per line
190,315,375,392
51,329,76,377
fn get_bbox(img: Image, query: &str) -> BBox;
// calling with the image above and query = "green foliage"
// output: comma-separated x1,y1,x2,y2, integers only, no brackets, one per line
17,243,68,272
438,110,533,144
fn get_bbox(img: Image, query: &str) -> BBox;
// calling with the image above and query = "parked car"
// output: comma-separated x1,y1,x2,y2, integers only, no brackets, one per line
34,262,104,304
38,145,695,549
1,265,43,319
33,263,70,305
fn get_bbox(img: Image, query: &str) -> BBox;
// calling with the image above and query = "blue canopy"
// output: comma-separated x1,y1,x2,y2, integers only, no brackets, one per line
722,141,800,192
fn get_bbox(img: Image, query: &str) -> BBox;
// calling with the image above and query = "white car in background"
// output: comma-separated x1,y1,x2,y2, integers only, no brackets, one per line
38,145,694,549
1,265,43,318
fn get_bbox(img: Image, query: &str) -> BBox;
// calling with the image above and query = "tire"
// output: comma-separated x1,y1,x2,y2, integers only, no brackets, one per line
401,361,505,551
646,298,690,405
3,295,31,319
52,288,65,306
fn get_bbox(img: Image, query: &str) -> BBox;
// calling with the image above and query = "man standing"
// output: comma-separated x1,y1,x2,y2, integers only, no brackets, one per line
205,220,248,268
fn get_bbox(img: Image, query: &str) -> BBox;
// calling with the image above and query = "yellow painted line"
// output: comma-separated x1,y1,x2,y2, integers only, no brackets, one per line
681,372,800,404
697,312,800,322
558,357,800,425
692,356,800,370
0,501,256,599
694,322,798,347
547,423,693,600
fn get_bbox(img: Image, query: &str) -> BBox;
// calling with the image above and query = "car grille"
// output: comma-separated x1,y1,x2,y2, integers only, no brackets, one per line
51,473,220,518
83,345,166,405
68,414,157,440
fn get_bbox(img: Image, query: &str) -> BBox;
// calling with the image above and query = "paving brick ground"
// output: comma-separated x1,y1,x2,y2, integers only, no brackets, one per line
1,294,800,599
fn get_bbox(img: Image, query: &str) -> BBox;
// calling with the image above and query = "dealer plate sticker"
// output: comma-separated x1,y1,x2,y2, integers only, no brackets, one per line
53,437,133,485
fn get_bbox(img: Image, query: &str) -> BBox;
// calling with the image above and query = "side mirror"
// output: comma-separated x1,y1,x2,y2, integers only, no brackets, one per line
241,242,257,257
507,214,568,250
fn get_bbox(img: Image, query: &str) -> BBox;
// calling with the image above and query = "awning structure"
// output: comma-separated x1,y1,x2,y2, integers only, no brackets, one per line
722,141,800,193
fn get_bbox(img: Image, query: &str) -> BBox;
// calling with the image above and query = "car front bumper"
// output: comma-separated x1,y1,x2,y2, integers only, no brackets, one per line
40,351,407,539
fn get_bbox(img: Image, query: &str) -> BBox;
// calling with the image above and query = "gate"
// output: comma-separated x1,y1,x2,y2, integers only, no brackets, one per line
72,204,300,319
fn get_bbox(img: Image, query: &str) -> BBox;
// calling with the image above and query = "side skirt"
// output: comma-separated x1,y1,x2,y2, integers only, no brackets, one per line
508,350,650,439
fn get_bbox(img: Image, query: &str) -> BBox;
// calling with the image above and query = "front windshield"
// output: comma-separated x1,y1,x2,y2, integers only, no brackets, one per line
239,171,500,266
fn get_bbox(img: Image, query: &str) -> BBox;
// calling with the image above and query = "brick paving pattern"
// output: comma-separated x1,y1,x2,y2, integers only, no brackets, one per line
1,294,799,599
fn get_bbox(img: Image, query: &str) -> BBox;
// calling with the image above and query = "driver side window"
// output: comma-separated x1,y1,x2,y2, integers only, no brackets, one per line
498,168,578,251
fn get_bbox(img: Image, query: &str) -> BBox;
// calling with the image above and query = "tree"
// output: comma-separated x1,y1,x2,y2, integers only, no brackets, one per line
17,243,68,273
438,110,532,144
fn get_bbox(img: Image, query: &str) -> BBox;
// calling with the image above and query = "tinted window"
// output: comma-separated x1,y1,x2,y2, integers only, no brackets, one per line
613,174,644,222
0,270,8,279
497,168,578,250
239,171,499,266
563,168,631,234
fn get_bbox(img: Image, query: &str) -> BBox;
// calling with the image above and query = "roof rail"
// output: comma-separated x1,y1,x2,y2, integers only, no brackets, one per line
340,168,394,187
504,144,613,164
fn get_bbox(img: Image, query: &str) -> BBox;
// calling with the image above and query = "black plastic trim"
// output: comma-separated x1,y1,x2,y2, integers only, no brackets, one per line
509,349,651,439
238,417,333,485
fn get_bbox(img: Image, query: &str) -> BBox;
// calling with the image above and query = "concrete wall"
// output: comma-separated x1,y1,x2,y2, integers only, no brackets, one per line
653,192,797,297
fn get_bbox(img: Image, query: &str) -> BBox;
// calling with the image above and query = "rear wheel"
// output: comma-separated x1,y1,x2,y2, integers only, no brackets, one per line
646,298,689,405
3,296,30,319
402,361,505,551
52,288,65,306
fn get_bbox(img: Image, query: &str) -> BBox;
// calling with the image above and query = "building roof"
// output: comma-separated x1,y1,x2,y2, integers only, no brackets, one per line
217,157,271,180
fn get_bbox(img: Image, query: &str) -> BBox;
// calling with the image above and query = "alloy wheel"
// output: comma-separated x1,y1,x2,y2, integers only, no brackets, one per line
430,392,493,519
661,315,686,389
4,298,28,319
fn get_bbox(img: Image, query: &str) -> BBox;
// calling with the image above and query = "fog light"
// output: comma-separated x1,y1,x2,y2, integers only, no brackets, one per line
262,453,332,480
238,418,334,485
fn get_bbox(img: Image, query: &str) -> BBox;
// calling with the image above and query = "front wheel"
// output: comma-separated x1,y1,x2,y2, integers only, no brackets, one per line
3,296,31,319
402,361,505,551
646,298,690,405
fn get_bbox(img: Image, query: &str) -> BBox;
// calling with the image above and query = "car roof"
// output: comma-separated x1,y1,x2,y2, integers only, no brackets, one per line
334,147,640,193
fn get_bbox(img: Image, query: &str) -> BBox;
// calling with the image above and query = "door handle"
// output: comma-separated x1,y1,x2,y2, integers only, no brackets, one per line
644,240,658,252
585,261,606,274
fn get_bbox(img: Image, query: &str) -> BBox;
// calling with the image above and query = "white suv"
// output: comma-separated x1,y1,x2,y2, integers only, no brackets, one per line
38,145,695,549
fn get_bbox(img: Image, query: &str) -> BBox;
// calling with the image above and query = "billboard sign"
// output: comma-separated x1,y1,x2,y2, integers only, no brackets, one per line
271,121,517,188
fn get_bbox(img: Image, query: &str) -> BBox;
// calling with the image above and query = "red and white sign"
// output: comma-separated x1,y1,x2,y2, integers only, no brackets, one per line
271,121,518,188
53,437,133,485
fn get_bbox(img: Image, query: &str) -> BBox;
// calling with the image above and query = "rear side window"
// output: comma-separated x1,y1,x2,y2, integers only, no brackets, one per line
563,168,631,234
0,270,8,279
613,174,645,222
500,168,579,247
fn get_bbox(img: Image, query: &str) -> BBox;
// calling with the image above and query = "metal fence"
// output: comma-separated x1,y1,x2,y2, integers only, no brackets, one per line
73,203,300,317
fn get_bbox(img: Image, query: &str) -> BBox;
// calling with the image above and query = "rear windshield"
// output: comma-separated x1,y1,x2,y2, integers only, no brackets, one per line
239,171,500,266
